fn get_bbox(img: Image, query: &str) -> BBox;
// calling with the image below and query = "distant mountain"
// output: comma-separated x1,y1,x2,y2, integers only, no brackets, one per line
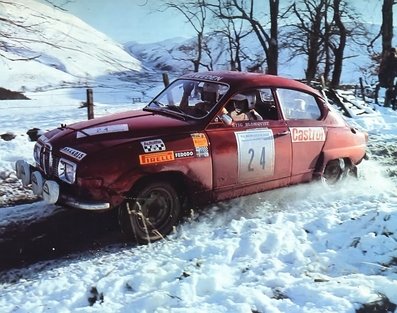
0,0,142,92
126,24,386,85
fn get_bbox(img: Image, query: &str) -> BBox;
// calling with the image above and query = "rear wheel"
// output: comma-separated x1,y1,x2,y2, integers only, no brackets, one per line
118,181,181,244
322,158,346,186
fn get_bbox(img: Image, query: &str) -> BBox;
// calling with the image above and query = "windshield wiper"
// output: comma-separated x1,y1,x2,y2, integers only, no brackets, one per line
143,105,186,121
151,100,165,107
166,104,185,114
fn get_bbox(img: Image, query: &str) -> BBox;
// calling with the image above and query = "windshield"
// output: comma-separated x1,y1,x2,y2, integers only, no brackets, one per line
146,79,229,119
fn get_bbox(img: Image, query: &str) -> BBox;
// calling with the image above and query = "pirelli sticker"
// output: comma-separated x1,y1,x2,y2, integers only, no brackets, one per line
191,133,209,157
290,127,326,143
139,151,175,165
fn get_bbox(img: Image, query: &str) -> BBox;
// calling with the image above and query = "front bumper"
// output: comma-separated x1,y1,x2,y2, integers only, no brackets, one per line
15,160,110,210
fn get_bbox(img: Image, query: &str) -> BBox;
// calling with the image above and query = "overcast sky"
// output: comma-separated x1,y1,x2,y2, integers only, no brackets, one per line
38,0,393,44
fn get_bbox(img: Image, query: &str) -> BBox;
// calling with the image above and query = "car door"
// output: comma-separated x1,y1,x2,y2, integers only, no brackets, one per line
205,88,292,201
276,88,327,184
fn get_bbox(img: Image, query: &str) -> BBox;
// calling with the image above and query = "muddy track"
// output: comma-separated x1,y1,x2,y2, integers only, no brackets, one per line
0,205,127,273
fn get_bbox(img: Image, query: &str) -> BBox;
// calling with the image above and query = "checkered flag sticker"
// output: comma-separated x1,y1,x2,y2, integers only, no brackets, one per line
141,139,166,153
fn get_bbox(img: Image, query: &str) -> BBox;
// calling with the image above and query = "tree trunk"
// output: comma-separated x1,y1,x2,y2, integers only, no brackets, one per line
331,0,347,88
382,0,394,57
268,0,279,75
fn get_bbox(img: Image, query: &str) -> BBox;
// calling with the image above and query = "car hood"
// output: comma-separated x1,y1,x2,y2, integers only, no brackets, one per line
41,109,195,153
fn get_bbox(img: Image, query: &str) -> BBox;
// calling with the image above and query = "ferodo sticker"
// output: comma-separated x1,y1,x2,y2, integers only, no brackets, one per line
139,151,174,165
235,129,275,182
290,127,325,142
174,150,194,158
141,139,166,153
191,133,209,158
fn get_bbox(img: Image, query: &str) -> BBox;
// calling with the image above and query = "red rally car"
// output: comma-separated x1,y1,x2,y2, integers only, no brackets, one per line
15,71,368,243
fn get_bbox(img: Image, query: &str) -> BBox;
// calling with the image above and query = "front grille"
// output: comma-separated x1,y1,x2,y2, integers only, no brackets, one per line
37,143,59,177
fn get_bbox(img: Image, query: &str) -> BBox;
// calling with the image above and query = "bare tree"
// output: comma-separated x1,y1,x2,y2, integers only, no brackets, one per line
381,0,395,56
329,0,347,87
283,0,328,83
210,0,279,74
283,0,366,86
211,5,253,71
163,0,210,72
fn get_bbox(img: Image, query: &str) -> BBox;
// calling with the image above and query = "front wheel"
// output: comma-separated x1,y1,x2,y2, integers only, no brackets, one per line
118,181,181,244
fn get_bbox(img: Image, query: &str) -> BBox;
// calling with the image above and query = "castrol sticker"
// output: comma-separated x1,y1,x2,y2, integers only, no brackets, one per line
139,151,175,165
290,127,325,143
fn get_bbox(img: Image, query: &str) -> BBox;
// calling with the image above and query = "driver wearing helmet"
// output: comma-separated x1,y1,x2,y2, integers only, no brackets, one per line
230,93,263,121
180,81,220,116
194,82,220,112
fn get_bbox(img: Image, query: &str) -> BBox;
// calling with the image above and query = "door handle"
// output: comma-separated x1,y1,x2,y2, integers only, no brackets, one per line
275,130,290,138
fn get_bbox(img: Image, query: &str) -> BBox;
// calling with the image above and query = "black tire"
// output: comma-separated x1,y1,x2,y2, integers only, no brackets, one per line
118,181,181,244
321,158,345,186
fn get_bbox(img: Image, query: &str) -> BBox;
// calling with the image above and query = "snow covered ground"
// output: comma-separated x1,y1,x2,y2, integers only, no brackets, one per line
1,0,397,312
1,87,397,312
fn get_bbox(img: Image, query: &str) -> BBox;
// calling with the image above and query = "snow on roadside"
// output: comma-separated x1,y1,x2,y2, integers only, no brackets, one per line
1,90,397,312
1,158,397,312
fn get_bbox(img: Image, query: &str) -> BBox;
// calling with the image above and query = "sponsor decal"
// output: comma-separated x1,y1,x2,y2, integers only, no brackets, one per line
232,121,270,128
191,133,208,148
174,150,194,158
184,73,222,81
191,133,209,157
76,124,129,138
141,139,166,153
291,127,325,142
139,151,175,165
60,147,87,161
196,146,209,158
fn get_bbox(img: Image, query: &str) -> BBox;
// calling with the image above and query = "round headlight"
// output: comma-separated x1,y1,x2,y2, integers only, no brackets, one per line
57,158,77,184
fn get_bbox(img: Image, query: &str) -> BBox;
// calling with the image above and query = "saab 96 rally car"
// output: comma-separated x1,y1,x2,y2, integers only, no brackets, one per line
15,71,368,243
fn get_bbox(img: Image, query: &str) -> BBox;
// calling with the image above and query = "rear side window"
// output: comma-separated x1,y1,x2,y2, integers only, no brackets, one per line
277,89,321,120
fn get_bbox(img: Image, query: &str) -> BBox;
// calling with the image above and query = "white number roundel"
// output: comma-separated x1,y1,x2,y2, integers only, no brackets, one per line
235,130,275,183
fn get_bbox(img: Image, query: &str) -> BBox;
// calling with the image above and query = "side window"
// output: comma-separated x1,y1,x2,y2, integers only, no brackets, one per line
224,88,279,122
256,88,279,120
277,89,321,120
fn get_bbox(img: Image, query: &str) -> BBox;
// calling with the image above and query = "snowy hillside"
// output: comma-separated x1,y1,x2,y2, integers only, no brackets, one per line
0,0,142,92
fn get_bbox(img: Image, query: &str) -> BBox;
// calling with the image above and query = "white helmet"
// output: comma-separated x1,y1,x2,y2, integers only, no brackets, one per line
245,93,256,109
201,83,220,102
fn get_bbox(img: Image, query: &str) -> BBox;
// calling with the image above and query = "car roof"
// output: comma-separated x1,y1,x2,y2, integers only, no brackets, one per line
181,71,322,97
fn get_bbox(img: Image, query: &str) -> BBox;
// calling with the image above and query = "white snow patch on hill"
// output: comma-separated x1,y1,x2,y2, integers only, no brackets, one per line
0,0,142,91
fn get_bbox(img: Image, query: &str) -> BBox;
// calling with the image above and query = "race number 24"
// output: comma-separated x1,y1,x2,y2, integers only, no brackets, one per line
248,147,266,171
235,130,275,182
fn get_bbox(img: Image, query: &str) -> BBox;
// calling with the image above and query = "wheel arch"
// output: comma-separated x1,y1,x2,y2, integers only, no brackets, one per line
314,151,355,178
126,171,196,212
